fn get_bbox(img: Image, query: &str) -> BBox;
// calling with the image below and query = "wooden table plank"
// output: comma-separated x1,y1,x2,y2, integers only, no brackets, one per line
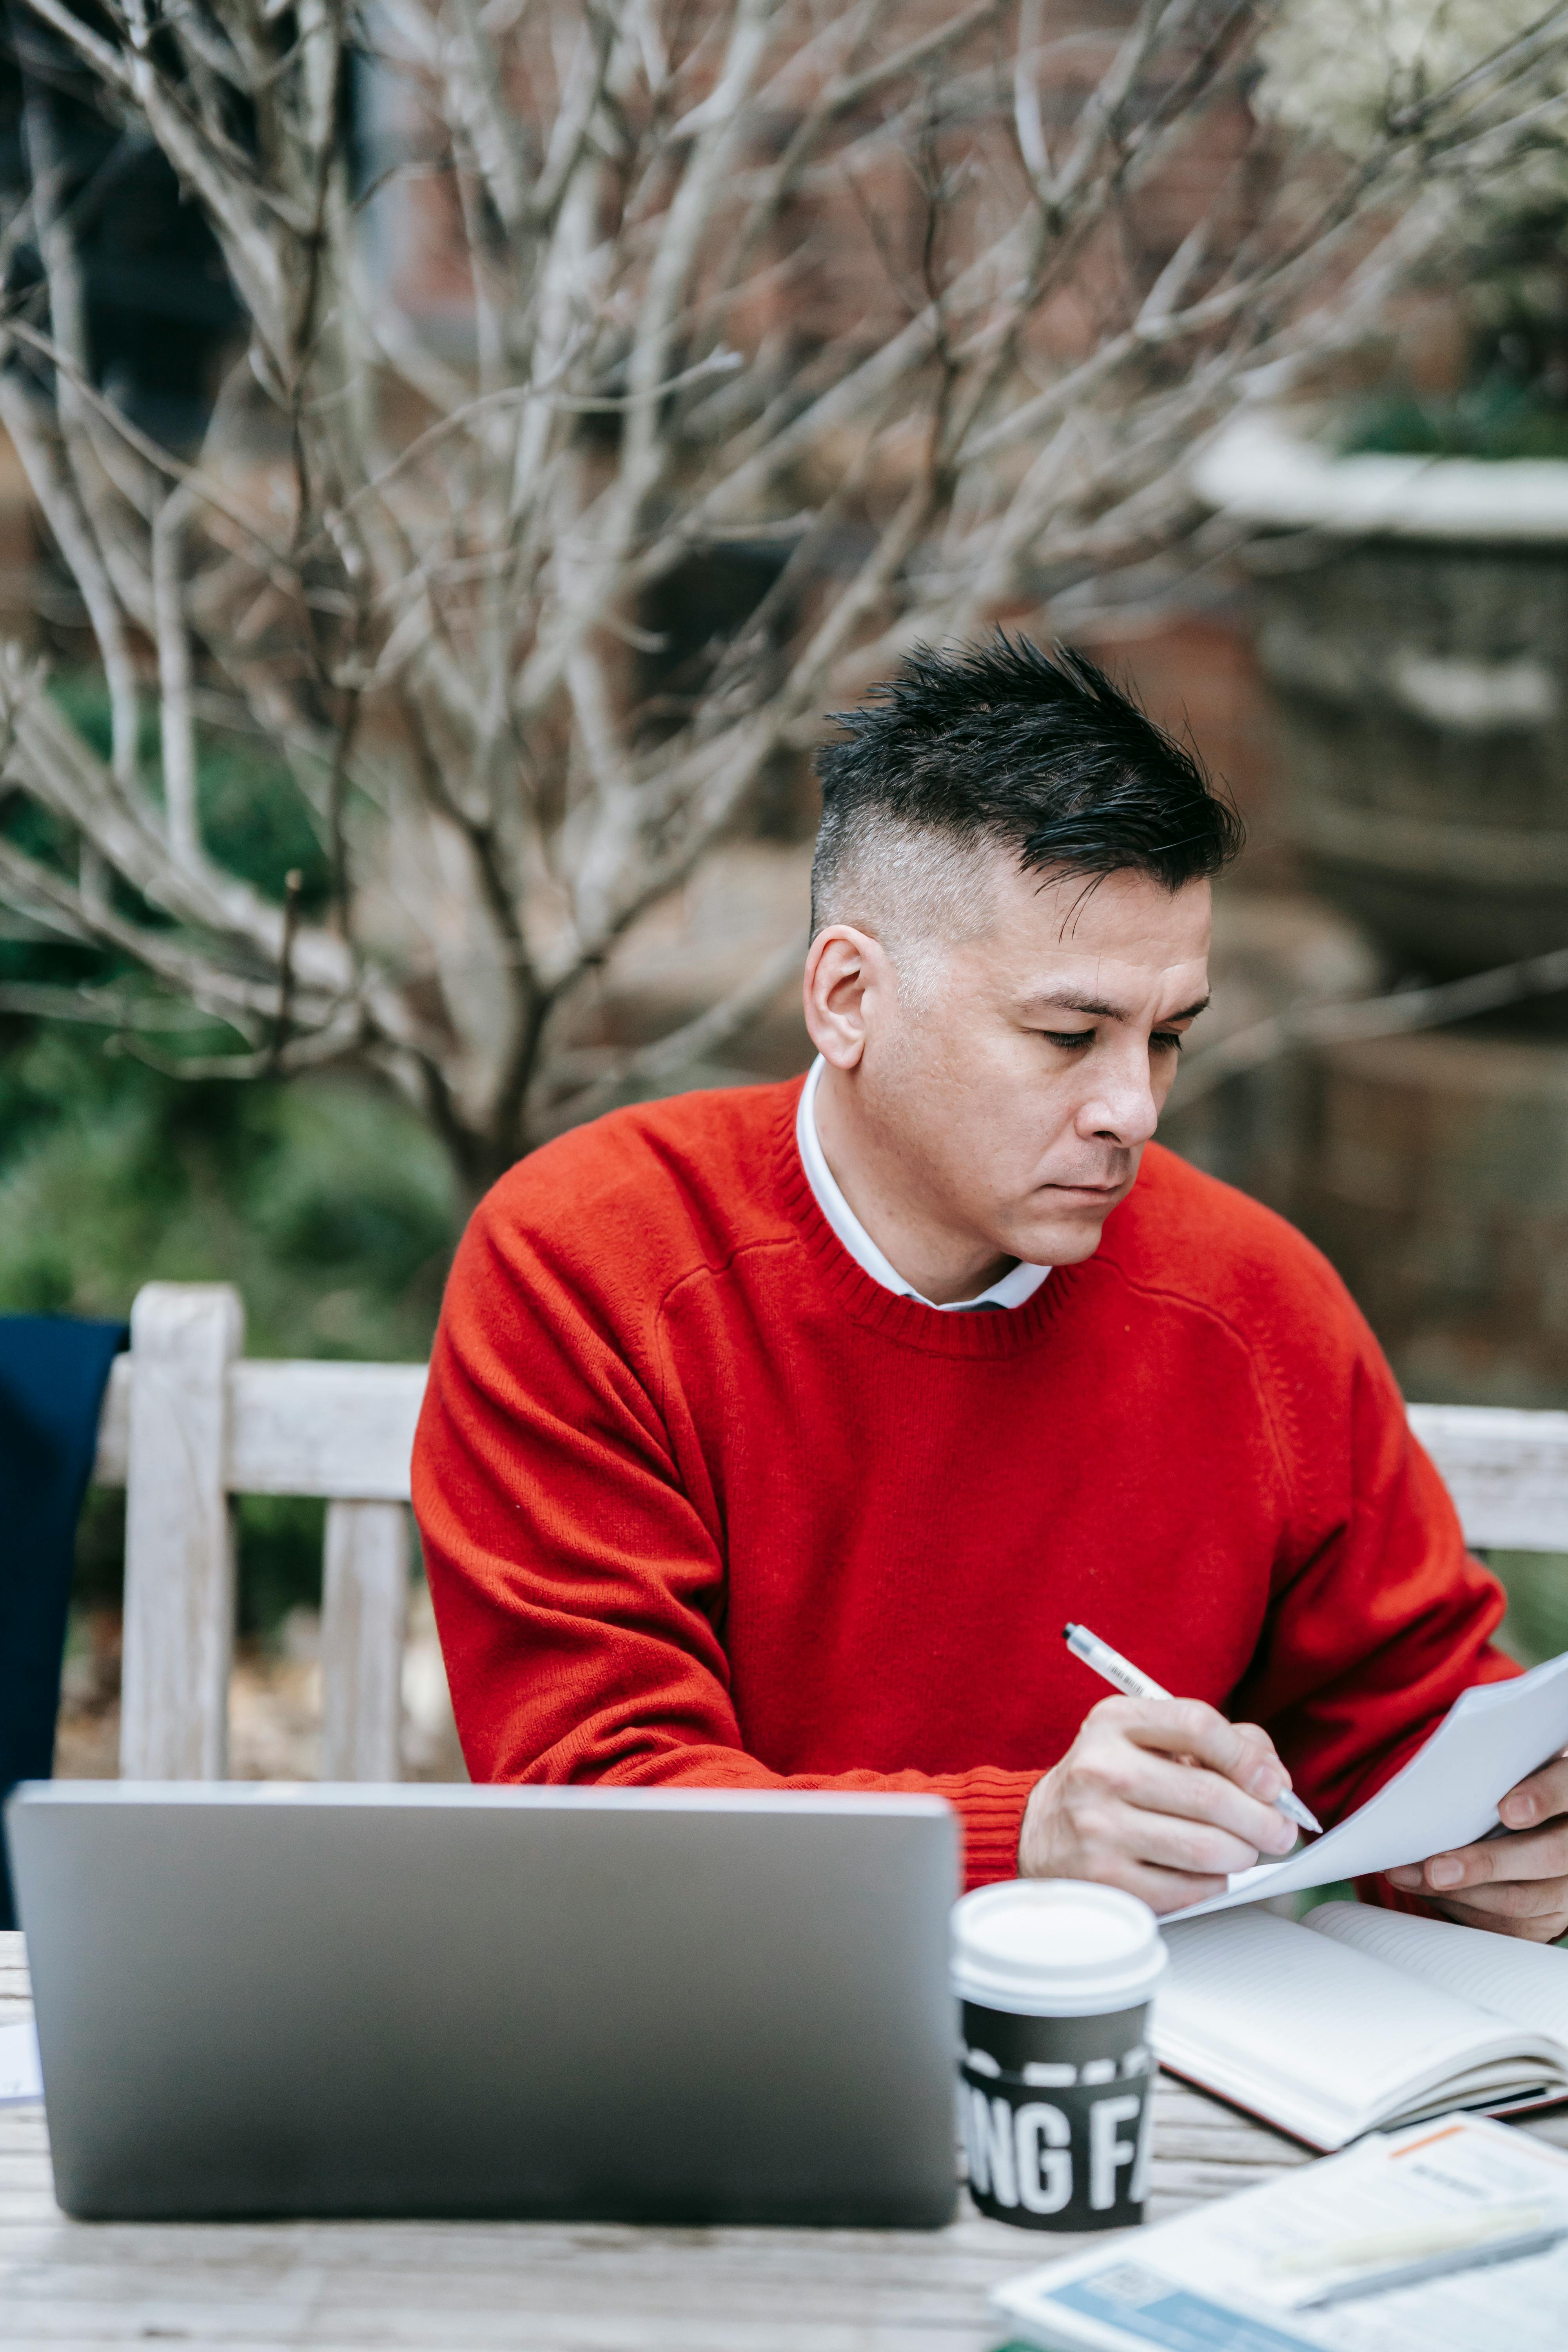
4,1928,1549,2352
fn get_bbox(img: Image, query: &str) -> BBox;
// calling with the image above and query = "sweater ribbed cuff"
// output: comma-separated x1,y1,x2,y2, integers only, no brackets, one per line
951,1770,1040,1891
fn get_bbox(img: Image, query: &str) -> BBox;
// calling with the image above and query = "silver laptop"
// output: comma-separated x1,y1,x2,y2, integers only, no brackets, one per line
5,1781,960,2226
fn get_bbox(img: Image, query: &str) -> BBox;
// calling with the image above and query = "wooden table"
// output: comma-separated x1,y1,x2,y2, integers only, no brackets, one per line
3,1930,1563,2351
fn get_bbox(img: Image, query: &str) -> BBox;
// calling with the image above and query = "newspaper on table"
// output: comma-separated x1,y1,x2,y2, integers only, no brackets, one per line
0,2020,41,2103
992,2112,1568,2352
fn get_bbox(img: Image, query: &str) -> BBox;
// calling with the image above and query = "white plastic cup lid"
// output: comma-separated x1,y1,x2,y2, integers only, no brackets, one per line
951,1879,1167,2017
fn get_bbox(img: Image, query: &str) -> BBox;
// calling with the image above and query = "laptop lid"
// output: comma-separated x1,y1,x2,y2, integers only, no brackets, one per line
5,1781,960,2226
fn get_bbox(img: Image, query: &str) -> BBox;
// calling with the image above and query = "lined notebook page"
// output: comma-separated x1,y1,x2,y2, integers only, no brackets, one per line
1308,1901,1568,2046
1157,1908,1526,2143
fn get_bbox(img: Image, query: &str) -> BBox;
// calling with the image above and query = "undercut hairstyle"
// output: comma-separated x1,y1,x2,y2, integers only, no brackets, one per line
811,636,1243,978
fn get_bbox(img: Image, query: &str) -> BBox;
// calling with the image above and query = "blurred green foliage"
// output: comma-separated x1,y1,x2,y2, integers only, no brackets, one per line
1339,375,1568,462
1493,1552,1568,1669
0,1038,457,1631
0,1034,454,1349
0,675,458,1633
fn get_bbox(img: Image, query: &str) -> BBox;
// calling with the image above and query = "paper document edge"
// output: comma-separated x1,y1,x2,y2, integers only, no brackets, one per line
1165,1649,1568,1924
0,2018,42,2103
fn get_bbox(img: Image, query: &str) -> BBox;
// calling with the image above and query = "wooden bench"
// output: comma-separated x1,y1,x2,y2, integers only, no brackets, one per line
89,1281,1568,1783
92,1284,426,1781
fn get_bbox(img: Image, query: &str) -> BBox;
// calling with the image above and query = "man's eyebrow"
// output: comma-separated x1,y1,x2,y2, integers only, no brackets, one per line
1022,992,1211,1023
1033,993,1127,1020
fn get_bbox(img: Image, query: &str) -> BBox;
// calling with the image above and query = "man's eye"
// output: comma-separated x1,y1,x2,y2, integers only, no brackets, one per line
1151,1031,1185,1053
1041,1030,1093,1050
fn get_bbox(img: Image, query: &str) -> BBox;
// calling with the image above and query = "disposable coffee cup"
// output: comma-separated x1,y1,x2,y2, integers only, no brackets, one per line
952,1880,1166,2232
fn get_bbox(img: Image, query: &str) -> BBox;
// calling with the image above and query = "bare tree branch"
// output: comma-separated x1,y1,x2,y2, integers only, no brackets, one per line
0,0,1560,1191
535,923,809,1135
1178,948,1568,1110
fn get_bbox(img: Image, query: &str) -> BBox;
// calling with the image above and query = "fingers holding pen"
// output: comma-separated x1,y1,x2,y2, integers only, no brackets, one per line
1107,1699,1298,1857
1051,1759,1265,1878
1018,1696,1298,1904
1017,1754,1240,1906
1057,1629,1314,1879
1122,1753,1296,1867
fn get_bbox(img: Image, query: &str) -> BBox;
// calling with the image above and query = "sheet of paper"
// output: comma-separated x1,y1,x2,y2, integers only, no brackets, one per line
993,2113,1568,2352
0,2020,41,2103
1307,1902,1568,2045
1165,1648,1568,1923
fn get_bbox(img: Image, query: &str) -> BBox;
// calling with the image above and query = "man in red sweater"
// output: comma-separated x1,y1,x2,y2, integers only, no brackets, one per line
414,639,1568,1938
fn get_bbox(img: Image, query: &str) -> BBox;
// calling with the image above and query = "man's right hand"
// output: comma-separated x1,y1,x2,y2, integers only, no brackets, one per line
1017,1696,1299,1913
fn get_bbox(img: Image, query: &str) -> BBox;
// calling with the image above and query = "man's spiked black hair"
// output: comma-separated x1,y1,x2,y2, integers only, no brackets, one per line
811,635,1243,933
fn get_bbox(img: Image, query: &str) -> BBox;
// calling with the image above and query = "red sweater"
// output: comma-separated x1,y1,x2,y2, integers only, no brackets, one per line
413,1078,1515,1892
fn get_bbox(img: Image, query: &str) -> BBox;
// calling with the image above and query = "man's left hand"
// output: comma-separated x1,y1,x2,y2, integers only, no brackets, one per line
1386,1751,1568,1941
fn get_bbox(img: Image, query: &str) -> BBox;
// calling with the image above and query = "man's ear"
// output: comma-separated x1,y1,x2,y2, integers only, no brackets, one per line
804,925,886,1070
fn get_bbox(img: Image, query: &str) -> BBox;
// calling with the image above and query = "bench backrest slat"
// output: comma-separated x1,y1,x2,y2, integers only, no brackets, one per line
321,1500,410,1780
1407,1404,1568,1553
104,1284,428,1780
118,1285,241,1779
96,1354,427,1501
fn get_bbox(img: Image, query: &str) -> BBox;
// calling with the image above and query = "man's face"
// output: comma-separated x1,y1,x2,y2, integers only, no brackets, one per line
820,856,1212,1271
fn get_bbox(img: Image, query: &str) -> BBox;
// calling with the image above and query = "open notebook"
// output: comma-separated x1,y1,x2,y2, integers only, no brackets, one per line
1156,1902,1568,2150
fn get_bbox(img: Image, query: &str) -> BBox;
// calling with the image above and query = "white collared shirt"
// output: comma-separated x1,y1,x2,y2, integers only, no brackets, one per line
795,1058,1051,1313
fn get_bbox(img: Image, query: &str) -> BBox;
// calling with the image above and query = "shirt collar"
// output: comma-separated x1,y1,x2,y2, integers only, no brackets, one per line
795,1058,1052,1314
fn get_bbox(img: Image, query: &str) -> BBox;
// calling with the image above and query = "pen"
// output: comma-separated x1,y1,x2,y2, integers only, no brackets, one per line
1272,2200,1552,2277
1292,2220,1568,2310
1063,1622,1323,1838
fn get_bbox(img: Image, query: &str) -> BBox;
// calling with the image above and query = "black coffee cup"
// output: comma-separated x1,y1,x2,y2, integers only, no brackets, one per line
951,1880,1166,2231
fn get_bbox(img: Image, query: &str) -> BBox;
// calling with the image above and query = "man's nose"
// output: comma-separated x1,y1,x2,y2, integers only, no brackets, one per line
1076,1053,1159,1148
